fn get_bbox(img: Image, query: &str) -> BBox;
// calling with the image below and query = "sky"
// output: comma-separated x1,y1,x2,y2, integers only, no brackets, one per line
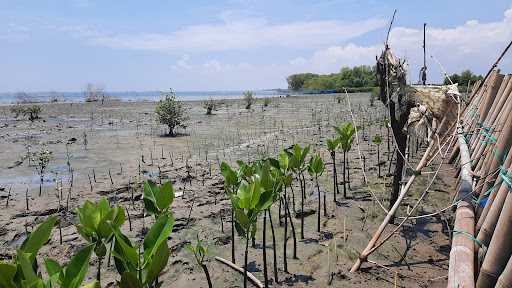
1,0,511,92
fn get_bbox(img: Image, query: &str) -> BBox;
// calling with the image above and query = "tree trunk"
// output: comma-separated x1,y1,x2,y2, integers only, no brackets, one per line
244,233,249,288
287,205,298,261
390,128,407,224
317,176,321,233
267,209,279,284
263,211,268,288
231,208,236,264
201,264,213,288
283,196,288,272
343,151,347,198
331,152,338,202
299,174,305,239
377,144,381,178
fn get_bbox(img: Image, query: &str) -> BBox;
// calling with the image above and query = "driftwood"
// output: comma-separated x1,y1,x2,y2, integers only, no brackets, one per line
214,256,264,288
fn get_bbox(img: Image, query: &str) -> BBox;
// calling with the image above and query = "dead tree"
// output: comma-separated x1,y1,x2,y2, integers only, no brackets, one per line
376,46,413,224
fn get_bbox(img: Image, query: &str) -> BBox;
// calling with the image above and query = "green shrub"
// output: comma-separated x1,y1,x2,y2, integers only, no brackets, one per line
155,89,188,136
10,104,42,121
202,99,216,115
243,91,254,109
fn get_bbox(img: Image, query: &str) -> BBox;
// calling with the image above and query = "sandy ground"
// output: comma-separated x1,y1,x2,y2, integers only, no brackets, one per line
0,94,454,287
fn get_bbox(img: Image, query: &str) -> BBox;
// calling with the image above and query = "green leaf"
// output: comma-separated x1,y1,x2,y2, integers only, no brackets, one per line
20,215,57,260
144,181,159,215
143,213,174,263
220,162,237,187
112,229,139,268
62,244,94,288
256,190,274,211
81,281,101,288
16,251,40,285
234,209,250,231
278,151,289,171
120,272,143,288
142,242,169,285
0,262,17,288
372,134,383,145
156,181,174,211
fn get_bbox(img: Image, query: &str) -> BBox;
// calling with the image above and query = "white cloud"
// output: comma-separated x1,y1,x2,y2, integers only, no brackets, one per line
291,8,512,83
89,17,386,52
166,7,512,89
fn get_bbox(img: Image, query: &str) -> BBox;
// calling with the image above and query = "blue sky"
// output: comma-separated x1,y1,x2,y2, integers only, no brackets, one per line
1,0,511,92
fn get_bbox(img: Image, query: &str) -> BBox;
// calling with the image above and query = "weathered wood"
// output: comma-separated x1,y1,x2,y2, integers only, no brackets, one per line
215,256,264,288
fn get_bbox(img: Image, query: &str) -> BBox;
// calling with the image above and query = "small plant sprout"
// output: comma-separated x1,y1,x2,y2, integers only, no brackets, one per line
155,89,188,136
143,180,175,218
287,144,310,239
220,161,241,264
335,122,356,198
372,134,383,178
308,154,325,232
243,90,254,110
76,198,125,284
276,150,297,271
36,147,52,196
326,137,340,203
186,234,213,288
231,173,274,288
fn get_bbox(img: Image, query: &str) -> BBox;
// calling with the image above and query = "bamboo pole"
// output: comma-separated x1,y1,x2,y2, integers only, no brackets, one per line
470,77,512,166
447,127,475,288
476,183,512,288
350,134,437,272
475,161,512,248
474,111,512,218
449,73,499,162
495,255,512,288
475,146,512,231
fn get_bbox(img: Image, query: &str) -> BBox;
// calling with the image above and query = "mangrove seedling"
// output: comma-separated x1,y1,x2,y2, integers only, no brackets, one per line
287,144,310,239
186,235,213,288
220,161,241,264
76,198,125,284
326,137,340,202
308,154,325,232
36,147,52,196
0,215,98,288
335,122,356,198
231,174,274,288
143,180,175,218
112,212,174,288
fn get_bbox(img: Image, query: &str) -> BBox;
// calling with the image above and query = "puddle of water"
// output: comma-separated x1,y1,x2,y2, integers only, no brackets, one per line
0,165,70,188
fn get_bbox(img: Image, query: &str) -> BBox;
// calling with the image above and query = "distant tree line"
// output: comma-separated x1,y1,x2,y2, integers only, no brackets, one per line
443,70,483,92
286,65,377,92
